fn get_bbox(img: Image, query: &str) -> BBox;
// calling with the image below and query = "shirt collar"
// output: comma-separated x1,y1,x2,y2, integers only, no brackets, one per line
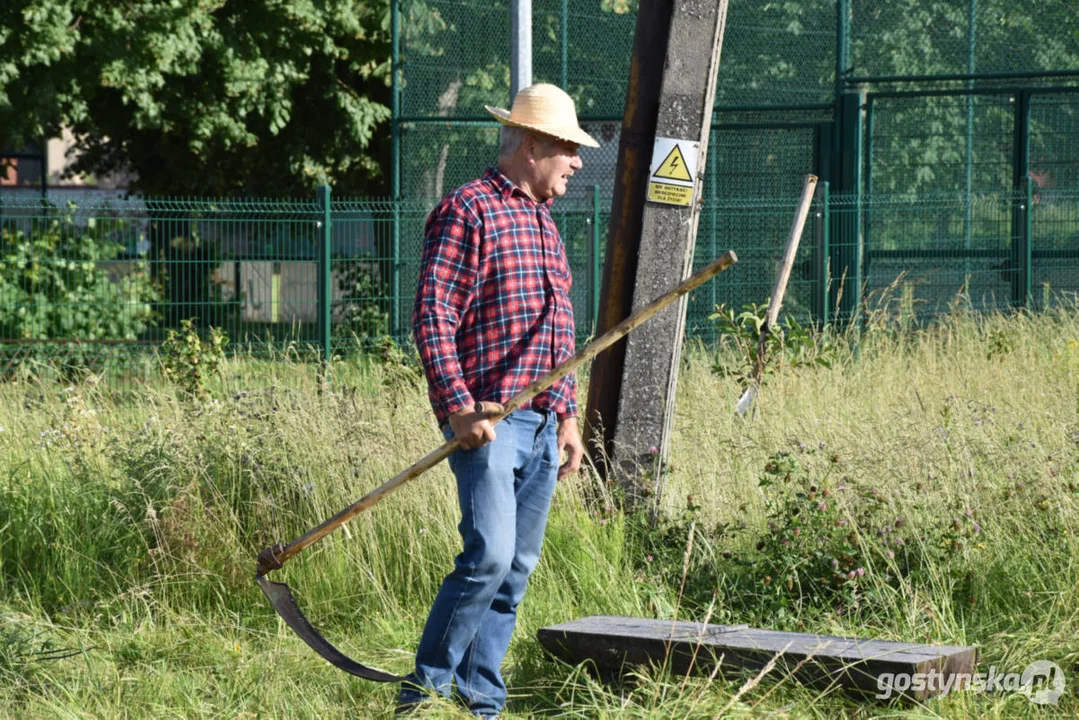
484,166,554,207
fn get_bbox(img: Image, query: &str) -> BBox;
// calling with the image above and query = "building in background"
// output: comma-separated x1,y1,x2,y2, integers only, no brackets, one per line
2,128,133,201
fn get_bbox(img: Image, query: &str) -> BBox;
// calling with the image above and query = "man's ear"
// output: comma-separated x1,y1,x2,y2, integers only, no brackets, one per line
521,133,538,164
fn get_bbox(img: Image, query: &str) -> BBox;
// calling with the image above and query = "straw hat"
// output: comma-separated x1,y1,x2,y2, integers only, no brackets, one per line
485,84,600,148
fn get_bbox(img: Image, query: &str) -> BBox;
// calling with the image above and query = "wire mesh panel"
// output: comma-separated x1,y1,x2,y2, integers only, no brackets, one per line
330,198,420,353
834,191,1017,320
866,93,1015,196
851,0,1079,83
1031,189,1079,308
716,0,836,107
1030,93,1079,197
398,124,501,203
139,197,322,356
0,195,158,375
0,194,322,376
533,0,636,117
399,0,513,119
689,194,821,345
375,201,432,344
710,125,822,199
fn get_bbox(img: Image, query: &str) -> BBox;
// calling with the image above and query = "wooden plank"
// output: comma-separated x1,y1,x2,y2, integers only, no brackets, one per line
537,615,978,700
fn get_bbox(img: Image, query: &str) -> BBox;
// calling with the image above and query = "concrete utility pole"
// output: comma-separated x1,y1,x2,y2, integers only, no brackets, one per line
511,0,532,98
584,0,730,503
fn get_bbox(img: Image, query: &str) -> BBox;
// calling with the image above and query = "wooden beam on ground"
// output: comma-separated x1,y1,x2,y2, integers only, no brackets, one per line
537,615,978,701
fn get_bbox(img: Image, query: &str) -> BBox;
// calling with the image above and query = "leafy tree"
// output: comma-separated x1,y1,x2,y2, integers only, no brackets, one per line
0,0,393,197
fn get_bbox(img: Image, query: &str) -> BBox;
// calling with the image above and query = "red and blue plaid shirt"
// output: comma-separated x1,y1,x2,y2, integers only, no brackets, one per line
413,167,577,425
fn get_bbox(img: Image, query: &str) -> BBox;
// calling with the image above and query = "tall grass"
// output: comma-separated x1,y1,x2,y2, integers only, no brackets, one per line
1,303,1077,718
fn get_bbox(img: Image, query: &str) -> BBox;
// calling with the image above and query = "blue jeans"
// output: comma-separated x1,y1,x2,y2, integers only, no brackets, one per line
398,409,559,717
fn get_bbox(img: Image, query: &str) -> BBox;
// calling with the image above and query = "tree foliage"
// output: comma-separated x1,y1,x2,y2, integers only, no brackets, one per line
3,1,1078,198
0,0,393,196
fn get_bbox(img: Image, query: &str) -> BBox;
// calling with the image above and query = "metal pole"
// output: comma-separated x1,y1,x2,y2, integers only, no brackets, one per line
836,0,851,99
836,91,863,324
591,184,601,331
709,127,718,330
964,0,976,277
316,186,333,364
511,0,533,98
40,137,48,199
815,181,831,323
1021,175,1033,308
391,0,402,339
864,96,873,299
561,0,568,90
1012,90,1031,307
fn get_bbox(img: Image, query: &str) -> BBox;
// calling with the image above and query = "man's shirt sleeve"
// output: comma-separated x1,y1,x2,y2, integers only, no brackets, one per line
558,373,578,421
412,198,481,418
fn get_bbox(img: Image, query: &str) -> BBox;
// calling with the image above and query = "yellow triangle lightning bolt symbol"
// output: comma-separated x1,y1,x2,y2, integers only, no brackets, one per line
653,145,693,182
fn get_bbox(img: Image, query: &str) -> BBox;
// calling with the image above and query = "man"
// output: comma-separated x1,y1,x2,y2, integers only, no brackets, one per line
399,83,599,718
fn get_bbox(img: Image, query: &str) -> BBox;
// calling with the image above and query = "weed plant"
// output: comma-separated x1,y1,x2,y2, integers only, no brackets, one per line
0,300,1077,717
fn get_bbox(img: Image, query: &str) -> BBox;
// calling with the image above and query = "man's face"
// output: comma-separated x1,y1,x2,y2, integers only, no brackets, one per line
528,135,583,201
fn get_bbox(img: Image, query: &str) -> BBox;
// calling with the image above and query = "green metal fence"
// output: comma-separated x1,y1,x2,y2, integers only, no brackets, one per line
390,0,1079,317
3,186,1078,376
392,0,1079,199
3,1,1079,376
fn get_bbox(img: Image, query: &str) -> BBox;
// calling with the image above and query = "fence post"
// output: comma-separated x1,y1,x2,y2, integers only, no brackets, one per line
1019,175,1033,307
591,184,601,332
316,185,332,364
560,0,569,89
1012,89,1032,308
835,0,851,103
834,90,864,324
814,180,830,324
391,0,402,340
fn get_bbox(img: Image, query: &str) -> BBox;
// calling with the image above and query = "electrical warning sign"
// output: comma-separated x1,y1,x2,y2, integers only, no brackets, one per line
647,137,699,207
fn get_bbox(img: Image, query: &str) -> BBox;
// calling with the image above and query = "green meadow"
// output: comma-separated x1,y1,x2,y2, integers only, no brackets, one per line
1,302,1077,718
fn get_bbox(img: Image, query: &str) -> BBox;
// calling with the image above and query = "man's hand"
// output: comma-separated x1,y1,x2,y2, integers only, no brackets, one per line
556,417,584,479
449,406,497,449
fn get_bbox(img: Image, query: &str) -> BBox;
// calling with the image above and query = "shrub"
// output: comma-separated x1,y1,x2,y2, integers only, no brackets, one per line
709,301,833,387
158,319,228,399
334,262,390,341
625,448,953,627
0,220,159,369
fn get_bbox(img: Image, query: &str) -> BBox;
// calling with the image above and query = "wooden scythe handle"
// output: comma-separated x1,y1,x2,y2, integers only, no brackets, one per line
751,174,817,385
256,249,738,576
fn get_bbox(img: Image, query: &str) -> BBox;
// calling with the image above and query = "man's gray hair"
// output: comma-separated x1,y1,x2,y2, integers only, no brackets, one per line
498,126,527,158
498,126,557,158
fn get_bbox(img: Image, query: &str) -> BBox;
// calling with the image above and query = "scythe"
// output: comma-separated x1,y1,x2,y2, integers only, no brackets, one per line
255,250,738,680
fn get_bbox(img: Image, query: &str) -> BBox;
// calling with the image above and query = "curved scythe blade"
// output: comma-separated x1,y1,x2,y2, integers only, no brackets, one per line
257,575,406,682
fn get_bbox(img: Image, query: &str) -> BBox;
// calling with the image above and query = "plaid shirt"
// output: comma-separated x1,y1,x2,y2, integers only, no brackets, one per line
413,167,577,425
